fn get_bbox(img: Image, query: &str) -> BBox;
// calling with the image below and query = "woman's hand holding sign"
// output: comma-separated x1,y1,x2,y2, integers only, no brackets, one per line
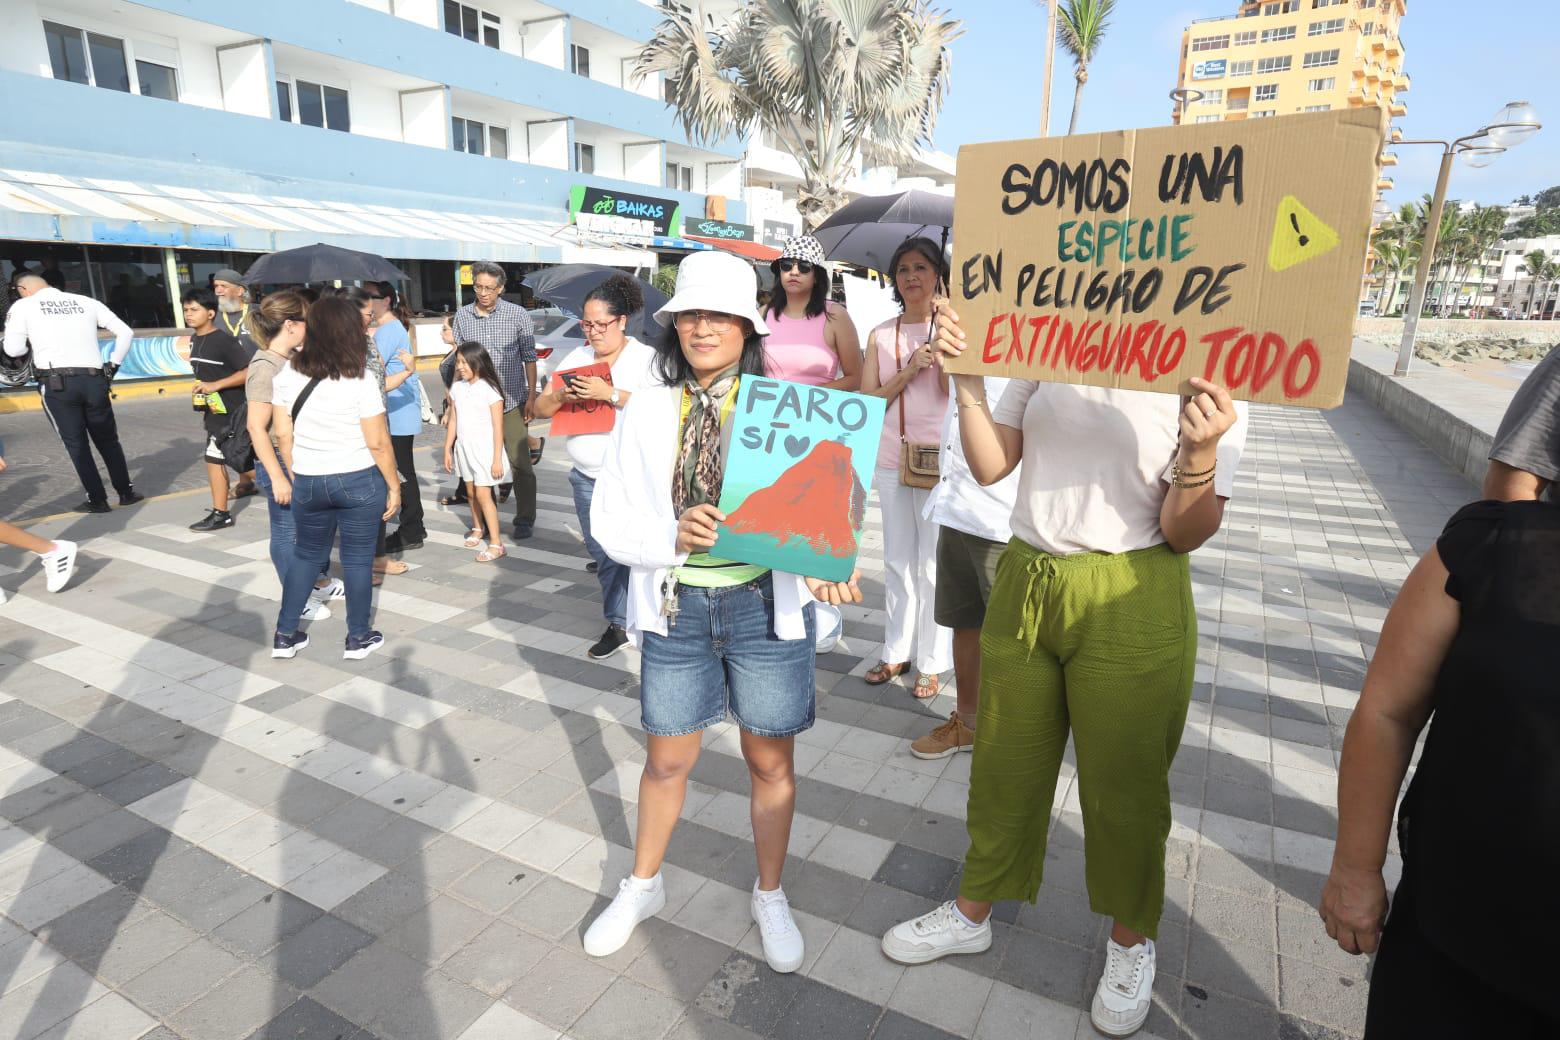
676,504,724,555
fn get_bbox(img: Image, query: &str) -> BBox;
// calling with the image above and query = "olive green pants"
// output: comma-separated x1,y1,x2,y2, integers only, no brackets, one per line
959,539,1195,940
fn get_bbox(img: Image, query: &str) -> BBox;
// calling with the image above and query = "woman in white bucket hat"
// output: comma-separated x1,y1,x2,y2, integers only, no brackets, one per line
584,250,862,973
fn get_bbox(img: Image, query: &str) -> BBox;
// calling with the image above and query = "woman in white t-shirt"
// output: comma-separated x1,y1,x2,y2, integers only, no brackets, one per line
530,274,658,661
443,342,511,563
880,304,1249,1040
269,295,402,662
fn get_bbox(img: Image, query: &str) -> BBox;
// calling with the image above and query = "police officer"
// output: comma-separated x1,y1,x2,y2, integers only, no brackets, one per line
2,273,143,513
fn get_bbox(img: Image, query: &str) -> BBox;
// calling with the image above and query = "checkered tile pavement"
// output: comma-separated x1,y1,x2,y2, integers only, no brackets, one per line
0,390,1474,1040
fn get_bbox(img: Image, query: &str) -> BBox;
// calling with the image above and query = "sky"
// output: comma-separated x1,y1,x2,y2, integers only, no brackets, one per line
929,0,1559,211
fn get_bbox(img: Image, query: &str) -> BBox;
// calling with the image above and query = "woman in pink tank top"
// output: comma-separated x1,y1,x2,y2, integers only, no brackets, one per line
860,236,954,699
762,235,861,391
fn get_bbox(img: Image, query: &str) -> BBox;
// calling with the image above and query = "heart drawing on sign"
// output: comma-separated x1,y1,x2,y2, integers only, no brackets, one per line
783,434,811,458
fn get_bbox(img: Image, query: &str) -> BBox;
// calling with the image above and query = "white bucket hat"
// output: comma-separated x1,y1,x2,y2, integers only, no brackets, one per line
655,251,770,337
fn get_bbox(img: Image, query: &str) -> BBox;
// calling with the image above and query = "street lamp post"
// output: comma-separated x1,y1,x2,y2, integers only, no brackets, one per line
1392,101,1542,376
1170,88,1205,124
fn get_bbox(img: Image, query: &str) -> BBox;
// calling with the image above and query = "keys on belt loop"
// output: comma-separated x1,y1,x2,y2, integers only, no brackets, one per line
660,573,681,628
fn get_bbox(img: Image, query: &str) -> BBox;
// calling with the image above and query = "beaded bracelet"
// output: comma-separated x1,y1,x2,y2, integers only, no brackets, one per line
1172,473,1216,489
1172,461,1216,479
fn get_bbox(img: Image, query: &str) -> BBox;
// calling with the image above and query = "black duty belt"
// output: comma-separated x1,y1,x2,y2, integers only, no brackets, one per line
38,367,103,377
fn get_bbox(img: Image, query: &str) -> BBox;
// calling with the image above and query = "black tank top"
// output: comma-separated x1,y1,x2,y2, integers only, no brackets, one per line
1397,500,1560,1000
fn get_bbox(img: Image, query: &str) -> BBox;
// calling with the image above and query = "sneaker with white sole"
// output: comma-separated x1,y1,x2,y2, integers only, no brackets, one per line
881,901,993,965
312,577,346,602
40,540,78,593
272,631,309,659
751,884,804,973
300,600,332,622
583,874,665,957
1090,938,1156,1038
343,630,384,660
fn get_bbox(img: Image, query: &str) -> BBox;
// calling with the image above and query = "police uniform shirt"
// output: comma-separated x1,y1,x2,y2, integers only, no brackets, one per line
2,287,133,369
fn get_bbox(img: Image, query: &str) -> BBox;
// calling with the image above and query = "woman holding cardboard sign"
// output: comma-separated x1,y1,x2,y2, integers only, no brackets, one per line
880,303,1249,1039
584,251,862,974
860,236,954,698
531,274,659,661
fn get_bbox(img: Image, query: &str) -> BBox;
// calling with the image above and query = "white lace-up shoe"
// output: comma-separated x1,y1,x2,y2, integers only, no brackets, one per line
583,874,665,957
881,901,992,965
1090,938,1156,1037
751,884,804,973
311,577,346,602
301,600,332,622
40,540,78,593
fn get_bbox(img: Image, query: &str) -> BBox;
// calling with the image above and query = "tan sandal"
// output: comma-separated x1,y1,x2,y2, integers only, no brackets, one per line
476,544,506,563
462,529,484,549
864,660,911,686
913,674,941,700
374,558,410,576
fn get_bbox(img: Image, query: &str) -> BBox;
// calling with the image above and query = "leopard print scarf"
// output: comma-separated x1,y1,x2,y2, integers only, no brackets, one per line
673,367,740,516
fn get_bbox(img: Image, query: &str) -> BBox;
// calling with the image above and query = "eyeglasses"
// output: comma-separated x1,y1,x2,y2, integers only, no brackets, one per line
579,318,620,333
673,310,739,333
472,283,501,294
777,259,815,274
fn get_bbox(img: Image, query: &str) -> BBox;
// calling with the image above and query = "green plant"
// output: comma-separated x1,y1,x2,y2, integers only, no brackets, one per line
1055,0,1115,134
651,264,679,296
636,0,961,230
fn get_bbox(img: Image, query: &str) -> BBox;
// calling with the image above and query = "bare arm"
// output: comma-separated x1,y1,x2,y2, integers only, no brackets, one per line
246,400,288,495
488,398,506,479
929,305,1023,485
1159,380,1240,554
530,381,570,419
442,397,458,471
359,413,401,521
272,407,296,475
822,308,862,392
1481,459,1549,501
1320,546,1457,955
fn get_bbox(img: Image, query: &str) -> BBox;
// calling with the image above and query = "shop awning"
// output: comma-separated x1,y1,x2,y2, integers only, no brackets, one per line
686,235,782,262
0,167,656,268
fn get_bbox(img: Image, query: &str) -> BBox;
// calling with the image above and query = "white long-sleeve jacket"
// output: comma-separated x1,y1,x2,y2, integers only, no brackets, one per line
589,382,810,643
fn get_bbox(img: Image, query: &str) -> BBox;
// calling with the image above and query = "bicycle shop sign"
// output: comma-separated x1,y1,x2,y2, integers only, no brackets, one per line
569,185,683,239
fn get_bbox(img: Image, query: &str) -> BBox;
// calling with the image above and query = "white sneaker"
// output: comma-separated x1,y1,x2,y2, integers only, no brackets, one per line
1091,939,1156,1038
881,901,992,965
301,600,332,622
311,577,346,602
40,540,78,593
751,884,804,973
583,874,665,957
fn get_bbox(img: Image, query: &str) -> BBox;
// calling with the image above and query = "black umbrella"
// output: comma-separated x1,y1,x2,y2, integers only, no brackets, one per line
522,264,668,342
812,189,954,273
241,243,409,286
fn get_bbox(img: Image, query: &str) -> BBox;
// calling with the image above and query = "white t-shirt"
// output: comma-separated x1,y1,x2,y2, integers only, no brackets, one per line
991,382,1249,555
925,376,1020,545
449,377,505,450
556,338,662,479
271,364,386,476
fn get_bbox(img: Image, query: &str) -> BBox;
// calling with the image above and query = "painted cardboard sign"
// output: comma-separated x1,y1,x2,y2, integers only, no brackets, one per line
545,362,615,437
945,108,1382,408
712,377,887,581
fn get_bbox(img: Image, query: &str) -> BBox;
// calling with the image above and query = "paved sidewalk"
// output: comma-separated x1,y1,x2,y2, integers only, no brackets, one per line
0,391,1473,1040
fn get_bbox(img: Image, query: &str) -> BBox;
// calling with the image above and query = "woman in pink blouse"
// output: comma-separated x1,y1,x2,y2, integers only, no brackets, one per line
762,234,861,392
860,237,954,698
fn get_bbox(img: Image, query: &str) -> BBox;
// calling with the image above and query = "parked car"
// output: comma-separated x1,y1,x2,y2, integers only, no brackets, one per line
528,310,585,393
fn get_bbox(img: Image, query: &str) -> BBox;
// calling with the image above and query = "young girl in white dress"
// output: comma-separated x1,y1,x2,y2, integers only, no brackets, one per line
443,342,510,562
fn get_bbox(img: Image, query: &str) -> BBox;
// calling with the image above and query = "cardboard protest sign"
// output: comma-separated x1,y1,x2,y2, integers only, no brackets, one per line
545,362,615,437
945,108,1383,408
712,378,887,581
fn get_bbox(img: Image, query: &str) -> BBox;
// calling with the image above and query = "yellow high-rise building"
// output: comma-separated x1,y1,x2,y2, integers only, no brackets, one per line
1173,0,1408,194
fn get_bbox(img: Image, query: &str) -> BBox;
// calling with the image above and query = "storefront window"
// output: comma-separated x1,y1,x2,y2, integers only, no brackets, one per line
91,246,174,328
2,242,90,330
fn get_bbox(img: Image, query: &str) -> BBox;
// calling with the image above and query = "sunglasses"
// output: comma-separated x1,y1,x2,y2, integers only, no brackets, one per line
777,259,815,274
674,310,739,333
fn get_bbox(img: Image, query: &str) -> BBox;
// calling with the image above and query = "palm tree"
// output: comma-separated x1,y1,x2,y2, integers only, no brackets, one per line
1450,204,1507,316
1056,0,1115,134
636,0,961,231
1524,250,1549,318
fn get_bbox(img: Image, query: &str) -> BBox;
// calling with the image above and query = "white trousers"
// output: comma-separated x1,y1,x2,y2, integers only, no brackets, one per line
875,474,953,675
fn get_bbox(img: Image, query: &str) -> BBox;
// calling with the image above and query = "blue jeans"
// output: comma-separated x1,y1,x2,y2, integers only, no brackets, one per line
569,467,627,628
276,467,386,640
639,575,816,738
255,464,330,587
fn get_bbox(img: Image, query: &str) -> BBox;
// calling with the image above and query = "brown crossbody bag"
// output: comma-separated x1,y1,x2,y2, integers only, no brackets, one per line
893,316,940,489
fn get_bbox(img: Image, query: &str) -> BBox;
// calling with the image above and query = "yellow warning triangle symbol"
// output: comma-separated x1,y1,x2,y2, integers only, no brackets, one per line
1268,194,1340,272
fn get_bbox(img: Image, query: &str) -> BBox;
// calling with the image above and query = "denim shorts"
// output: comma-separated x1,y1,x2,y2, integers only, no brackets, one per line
639,575,817,738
